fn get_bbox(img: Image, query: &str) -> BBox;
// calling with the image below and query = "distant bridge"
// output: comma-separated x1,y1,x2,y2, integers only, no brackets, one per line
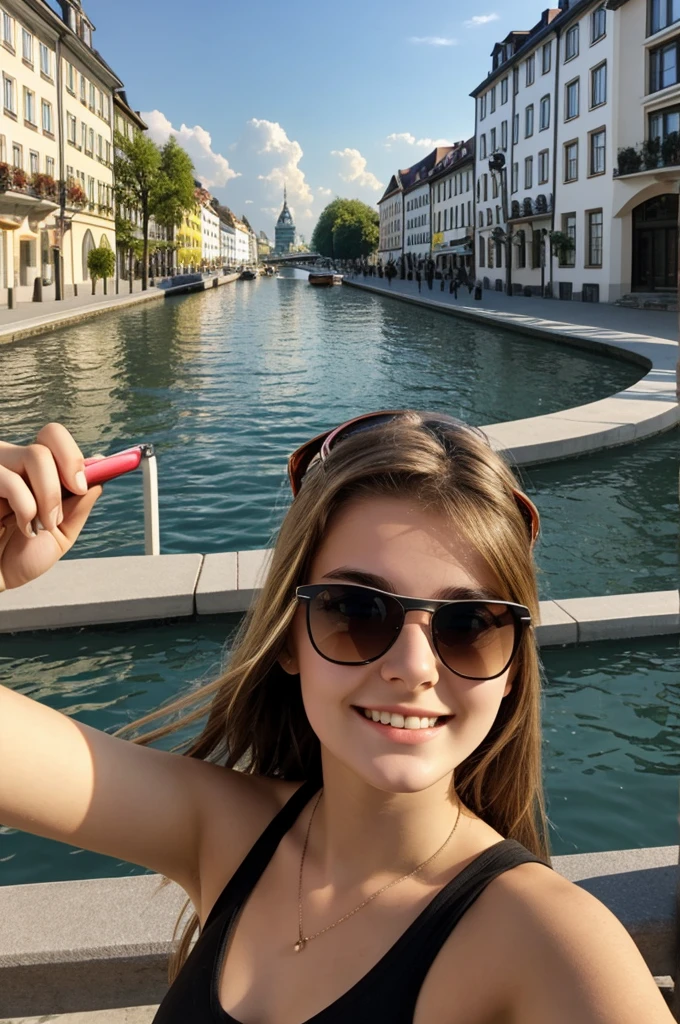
263,252,329,265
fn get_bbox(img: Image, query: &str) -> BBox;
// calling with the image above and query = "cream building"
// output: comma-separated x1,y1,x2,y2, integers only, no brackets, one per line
233,216,250,265
377,175,403,262
430,140,475,273
201,201,221,267
0,0,60,304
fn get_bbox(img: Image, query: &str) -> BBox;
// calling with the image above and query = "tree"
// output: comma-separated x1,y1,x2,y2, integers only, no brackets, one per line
114,130,162,291
153,137,197,240
87,246,116,295
311,199,379,259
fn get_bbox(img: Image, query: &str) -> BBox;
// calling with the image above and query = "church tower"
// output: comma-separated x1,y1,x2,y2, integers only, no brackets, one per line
274,187,296,253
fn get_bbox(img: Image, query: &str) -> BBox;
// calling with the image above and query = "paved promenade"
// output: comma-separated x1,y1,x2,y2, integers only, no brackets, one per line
344,274,679,464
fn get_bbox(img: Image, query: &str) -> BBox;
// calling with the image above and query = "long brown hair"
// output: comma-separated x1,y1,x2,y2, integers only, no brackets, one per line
113,411,550,982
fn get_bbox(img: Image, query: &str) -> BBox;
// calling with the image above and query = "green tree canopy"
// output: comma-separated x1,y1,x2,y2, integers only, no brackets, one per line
311,199,379,259
154,137,197,231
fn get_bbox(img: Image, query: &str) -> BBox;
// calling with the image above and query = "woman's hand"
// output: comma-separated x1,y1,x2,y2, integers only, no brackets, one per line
0,423,103,592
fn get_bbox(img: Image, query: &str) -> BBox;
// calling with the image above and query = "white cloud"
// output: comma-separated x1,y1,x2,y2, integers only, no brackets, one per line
464,14,500,27
409,36,457,46
243,118,315,221
141,110,240,188
385,133,454,149
330,148,383,190
245,199,253,204
317,186,332,197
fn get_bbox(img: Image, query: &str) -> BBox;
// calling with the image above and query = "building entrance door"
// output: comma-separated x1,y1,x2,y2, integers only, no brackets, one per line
632,194,678,291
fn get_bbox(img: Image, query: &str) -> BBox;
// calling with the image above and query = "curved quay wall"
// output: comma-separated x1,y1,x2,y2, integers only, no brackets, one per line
343,276,680,463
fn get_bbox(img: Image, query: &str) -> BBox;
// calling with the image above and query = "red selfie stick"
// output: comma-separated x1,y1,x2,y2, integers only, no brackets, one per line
60,444,155,498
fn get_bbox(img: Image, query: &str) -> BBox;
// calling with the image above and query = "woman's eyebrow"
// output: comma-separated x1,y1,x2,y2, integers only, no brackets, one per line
321,567,505,602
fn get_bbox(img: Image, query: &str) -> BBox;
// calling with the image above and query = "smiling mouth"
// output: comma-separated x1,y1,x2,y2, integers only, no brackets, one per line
352,706,453,730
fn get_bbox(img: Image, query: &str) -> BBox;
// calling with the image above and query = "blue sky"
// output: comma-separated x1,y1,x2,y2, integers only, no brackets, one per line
78,0,545,238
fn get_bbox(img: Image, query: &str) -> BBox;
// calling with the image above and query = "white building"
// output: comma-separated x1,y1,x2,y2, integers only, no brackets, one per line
430,140,475,274
220,219,236,265
233,217,250,265
201,203,220,267
377,174,403,262
472,9,561,295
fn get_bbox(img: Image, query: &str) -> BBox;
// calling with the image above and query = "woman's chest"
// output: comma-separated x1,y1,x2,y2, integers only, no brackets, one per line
200,856,514,1024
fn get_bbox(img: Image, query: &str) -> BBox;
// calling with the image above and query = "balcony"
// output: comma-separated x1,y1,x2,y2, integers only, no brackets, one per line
615,134,680,177
508,194,554,221
0,165,59,228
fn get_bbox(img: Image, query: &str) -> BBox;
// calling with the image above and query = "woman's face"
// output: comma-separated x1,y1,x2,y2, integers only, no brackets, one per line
282,496,516,795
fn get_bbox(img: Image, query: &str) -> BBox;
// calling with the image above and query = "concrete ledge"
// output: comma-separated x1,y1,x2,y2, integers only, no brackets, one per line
0,846,675,1016
0,289,165,347
554,591,680,643
343,277,679,465
0,554,676,643
0,555,203,631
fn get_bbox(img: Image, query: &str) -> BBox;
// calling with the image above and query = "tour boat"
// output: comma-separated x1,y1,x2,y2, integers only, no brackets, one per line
309,272,343,286
240,269,257,280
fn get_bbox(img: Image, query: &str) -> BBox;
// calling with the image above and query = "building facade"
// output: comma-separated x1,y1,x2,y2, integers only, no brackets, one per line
429,140,475,273
377,174,403,262
200,201,220,267
274,187,295,252
233,216,250,264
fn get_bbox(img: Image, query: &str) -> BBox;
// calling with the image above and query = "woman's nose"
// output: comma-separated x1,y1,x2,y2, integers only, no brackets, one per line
379,611,440,686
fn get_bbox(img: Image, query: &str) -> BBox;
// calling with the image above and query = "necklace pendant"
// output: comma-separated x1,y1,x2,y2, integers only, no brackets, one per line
294,939,306,953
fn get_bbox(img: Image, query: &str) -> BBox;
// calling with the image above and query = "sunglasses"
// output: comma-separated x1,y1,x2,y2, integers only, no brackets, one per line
296,583,531,681
287,410,540,547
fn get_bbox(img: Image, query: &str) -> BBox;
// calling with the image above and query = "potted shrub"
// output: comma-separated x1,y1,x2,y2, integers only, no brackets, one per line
549,230,575,265
661,131,680,167
0,162,11,190
66,180,87,207
12,167,28,189
641,137,661,170
87,245,116,295
616,147,642,175
31,173,57,199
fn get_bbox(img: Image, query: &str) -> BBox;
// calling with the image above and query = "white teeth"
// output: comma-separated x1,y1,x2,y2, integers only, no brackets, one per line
361,709,443,730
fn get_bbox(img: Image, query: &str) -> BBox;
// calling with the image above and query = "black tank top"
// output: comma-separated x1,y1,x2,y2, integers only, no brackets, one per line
152,778,551,1024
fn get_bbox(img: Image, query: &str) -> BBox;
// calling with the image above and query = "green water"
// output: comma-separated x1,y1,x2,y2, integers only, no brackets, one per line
0,623,678,884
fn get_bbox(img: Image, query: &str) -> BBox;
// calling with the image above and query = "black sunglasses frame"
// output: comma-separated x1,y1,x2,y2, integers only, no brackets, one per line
296,583,532,681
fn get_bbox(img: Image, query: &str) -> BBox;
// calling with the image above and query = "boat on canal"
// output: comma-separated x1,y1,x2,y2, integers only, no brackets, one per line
308,272,343,286
240,268,257,280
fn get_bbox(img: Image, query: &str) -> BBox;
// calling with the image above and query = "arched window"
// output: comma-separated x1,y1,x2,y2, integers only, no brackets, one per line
82,229,95,279
516,229,526,268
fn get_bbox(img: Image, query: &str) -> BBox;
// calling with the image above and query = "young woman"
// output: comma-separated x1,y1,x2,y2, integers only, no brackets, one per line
0,412,673,1024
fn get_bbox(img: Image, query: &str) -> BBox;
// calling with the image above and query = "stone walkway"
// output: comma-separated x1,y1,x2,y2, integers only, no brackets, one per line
343,275,679,464
0,1009,158,1023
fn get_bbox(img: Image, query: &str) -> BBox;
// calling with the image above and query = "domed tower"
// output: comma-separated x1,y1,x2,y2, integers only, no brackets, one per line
274,187,296,253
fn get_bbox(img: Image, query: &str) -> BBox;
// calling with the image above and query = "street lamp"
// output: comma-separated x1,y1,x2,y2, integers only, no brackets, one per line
488,152,512,298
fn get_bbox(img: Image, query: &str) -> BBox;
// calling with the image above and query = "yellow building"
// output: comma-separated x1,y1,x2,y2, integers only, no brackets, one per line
176,207,201,271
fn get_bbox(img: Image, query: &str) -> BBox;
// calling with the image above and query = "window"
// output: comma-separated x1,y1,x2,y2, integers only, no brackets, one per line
480,93,487,120
526,54,535,86
12,142,22,168
67,112,77,143
492,174,499,199
480,134,487,159
89,82,95,109
565,140,578,181
81,121,87,151
490,86,496,113
525,104,534,137
513,113,519,144
566,78,580,119
650,40,680,92
479,236,485,266
39,42,50,77
565,24,579,61
592,4,606,42
561,213,576,266
512,161,519,192
0,135,5,161
24,88,35,124
97,89,103,117
650,0,680,35
513,67,520,95
3,11,14,48
516,230,526,268
591,62,607,107
538,149,550,184
587,210,603,266
488,237,494,268
3,73,15,114
501,76,508,104
67,62,75,92
539,95,550,130
46,155,54,176
87,175,95,204
80,74,86,102
490,127,496,151
29,150,38,174
525,156,533,189
542,41,552,74
41,99,52,133
501,120,508,150
22,28,32,63
589,128,606,174
649,103,680,142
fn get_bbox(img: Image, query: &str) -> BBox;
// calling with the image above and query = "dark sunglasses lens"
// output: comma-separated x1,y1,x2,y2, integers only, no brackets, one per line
433,603,517,679
308,586,402,663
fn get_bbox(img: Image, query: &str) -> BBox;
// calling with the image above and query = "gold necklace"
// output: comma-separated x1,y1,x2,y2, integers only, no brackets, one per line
294,788,462,952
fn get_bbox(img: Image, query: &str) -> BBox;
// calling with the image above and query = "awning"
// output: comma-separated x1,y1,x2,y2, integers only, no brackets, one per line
450,243,472,255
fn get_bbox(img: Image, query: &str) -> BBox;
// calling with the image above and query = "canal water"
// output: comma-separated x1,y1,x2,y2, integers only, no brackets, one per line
0,623,678,884
0,271,674,599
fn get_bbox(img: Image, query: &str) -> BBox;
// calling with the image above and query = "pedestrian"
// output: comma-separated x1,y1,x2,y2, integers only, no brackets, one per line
415,268,422,293
474,278,483,301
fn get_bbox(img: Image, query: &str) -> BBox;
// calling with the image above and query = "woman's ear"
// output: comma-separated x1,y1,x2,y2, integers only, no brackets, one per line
278,644,299,676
